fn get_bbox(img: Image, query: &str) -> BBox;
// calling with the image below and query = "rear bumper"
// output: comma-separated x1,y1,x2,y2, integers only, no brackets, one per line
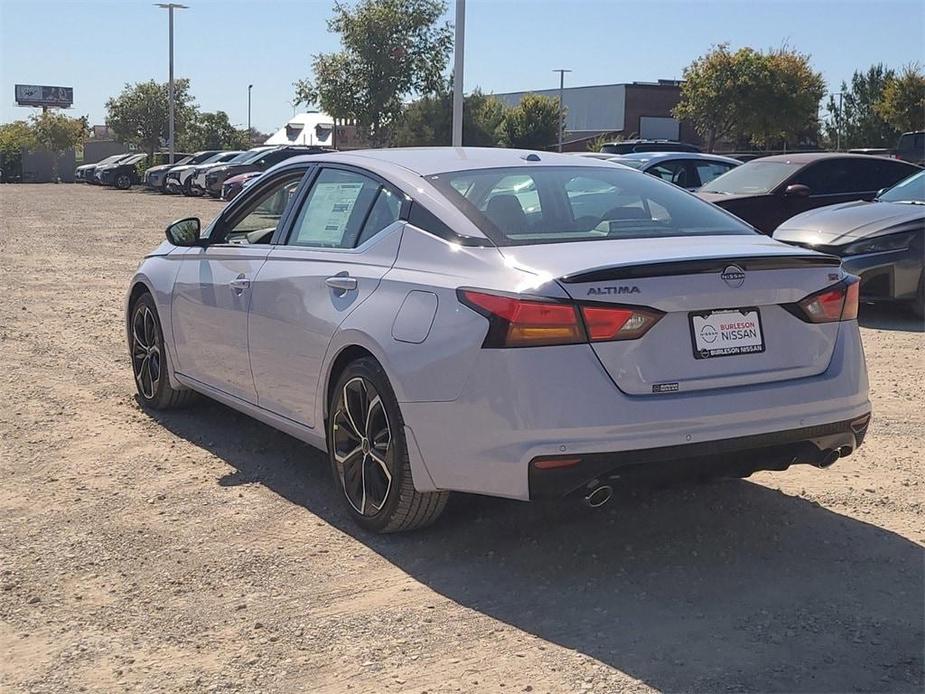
841,247,922,302
528,414,870,499
401,320,870,501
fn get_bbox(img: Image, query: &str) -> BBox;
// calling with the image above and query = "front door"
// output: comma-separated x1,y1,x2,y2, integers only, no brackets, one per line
170,169,307,402
248,166,405,427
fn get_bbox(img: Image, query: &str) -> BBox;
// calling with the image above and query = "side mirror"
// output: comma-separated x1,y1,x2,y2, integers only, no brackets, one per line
165,217,203,246
783,184,811,198
875,187,887,199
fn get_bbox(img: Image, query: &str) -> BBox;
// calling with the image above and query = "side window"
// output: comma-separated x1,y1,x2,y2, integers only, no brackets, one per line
646,161,690,188
216,172,304,244
694,161,736,187
793,161,851,194
356,187,402,246
287,168,385,248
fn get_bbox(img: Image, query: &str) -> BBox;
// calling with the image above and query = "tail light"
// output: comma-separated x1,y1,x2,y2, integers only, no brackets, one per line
792,277,860,323
458,289,663,348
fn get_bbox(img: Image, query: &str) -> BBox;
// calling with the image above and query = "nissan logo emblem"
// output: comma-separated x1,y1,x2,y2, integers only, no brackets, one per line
721,265,746,288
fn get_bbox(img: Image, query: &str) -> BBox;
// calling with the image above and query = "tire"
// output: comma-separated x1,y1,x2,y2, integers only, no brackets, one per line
129,293,197,410
115,173,132,190
181,178,193,196
328,357,448,533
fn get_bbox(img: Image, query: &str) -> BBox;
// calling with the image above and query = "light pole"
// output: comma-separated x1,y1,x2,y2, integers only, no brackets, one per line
835,91,844,151
247,84,253,137
452,0,465,147
155,3,187,164
553,68,571,152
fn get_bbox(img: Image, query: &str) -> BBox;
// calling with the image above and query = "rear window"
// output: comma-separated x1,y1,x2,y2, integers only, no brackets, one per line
427,165,752,246
701,161,800,195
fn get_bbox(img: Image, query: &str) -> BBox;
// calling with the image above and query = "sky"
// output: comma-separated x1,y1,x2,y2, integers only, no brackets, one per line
1,0,923,133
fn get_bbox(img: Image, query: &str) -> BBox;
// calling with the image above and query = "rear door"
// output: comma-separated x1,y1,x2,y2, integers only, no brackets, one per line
247,165,405,427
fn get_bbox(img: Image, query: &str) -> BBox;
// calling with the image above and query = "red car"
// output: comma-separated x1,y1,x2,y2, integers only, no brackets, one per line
221,171,262,201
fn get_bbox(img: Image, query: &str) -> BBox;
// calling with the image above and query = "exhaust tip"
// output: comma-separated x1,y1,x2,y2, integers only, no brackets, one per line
585,485,613,509
816,449,841,468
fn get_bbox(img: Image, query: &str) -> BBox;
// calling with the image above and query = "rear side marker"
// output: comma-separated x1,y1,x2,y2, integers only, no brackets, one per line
458,288,664,348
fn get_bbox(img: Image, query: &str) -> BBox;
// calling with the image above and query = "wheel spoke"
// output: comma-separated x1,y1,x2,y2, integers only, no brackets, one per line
341,380,366,439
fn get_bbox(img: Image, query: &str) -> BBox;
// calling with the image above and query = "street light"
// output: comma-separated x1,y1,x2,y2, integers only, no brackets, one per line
553,69,571,152
155,3,188,164
452,0,465,147
247,84,253,137
831,91,845,151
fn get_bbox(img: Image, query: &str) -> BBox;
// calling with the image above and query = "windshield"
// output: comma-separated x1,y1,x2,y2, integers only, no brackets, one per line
240,148,274,164
427,165,753,246
877,170,925,203
615,159,646,169
227,150,256,164
701,161,800,195
197,152,229,165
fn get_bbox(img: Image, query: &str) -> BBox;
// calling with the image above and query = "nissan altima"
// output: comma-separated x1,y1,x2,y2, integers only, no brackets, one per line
126,148,871,532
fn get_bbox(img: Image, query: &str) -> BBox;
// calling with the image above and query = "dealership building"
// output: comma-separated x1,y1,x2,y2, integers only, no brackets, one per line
494,79,699,150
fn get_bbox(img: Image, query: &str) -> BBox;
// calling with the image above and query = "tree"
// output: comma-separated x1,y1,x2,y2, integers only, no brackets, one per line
823,64,898,150
30,112,89,179
877,64,925,134
391,83,504,147
0,120,37,181
105,79,197,159
294,0,453,146
675,44,825,151
179,111,250,151
499,93,561,150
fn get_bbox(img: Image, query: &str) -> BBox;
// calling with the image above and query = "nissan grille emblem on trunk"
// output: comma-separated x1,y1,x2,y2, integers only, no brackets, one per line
721,265,746,288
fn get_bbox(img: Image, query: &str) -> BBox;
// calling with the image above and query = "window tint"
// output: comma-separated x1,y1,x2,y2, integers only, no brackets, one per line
646,160,691,188
694,160,737,187
794,159,901,195
877,170,925,202
428,165,752,246
701,161,801,194
356,187,402,246
288,168,387,248
217,172,304,244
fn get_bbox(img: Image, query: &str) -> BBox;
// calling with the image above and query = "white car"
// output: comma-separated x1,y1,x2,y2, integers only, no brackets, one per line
126,147,871,532
164,150,244,195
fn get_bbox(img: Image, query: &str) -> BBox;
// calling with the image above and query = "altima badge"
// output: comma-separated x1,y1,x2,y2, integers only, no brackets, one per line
721,265,746,288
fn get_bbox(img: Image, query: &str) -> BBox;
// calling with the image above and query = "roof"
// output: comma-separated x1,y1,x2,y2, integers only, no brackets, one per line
614,152,741,165
754,152,887,164
265,111,335,147
289,147,621,176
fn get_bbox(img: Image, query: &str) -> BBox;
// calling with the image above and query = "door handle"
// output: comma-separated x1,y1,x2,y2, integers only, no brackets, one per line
229,276,250,294
325,276,358,292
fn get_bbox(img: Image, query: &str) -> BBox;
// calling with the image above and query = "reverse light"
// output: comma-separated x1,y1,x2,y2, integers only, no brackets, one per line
793,277,860,323
458,289,663,348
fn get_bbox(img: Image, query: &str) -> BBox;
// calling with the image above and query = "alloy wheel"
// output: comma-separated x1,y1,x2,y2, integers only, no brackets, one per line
332,377,393,516
131,305,161,400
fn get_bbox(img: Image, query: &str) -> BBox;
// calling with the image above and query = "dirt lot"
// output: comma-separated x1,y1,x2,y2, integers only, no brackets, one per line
1,183,923,693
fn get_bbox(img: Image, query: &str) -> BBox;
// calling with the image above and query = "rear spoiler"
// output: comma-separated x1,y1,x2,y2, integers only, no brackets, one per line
560,254,840,284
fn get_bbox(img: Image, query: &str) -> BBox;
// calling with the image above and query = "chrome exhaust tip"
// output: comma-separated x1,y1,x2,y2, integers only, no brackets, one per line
584,484,613,509
815,449,841,468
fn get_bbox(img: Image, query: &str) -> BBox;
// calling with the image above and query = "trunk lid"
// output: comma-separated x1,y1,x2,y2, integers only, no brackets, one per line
499,235,844,395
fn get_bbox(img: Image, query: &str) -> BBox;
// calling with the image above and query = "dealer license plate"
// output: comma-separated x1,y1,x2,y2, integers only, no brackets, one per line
690,308,765,359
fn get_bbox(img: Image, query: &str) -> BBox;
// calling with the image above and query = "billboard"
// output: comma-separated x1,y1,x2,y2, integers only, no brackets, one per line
15,84,74,108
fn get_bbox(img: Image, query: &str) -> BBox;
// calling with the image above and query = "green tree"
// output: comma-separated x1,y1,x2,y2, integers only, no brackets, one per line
105,78,197,159
877,64,925,134
0,120,37,181
499,93,561,150
179,111,250,151
823,65,898,150
294,0,453,146
392,84,504,147
675,44,825,151
30,111,89,179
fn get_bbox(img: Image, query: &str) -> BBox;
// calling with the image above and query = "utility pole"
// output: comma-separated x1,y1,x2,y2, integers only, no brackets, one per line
155,3,187,164
248,84,253,136
836,91,844,151
452,0,465,147
553,68,571,152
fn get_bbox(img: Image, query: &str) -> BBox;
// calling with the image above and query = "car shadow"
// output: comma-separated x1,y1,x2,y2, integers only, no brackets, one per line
145,399,924,692
859,303,924,332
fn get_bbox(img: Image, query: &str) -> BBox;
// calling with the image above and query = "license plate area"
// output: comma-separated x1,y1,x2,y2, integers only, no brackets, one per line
689,307,765,359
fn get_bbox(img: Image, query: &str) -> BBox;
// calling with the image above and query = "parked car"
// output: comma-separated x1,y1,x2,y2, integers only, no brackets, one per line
189,151,262,197
697,153,920,234
599,139,701,155
143,151,217,192
127,147,870,533
75,153,132,182
97,153,148,189
86,153,141,185
220,170,262,201
165,151,244,195
608,152,740,190
202,145,332,198
893,131,924,166
774,170,925,316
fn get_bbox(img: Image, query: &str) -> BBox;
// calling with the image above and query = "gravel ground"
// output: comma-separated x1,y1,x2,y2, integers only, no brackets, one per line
1,183,923,694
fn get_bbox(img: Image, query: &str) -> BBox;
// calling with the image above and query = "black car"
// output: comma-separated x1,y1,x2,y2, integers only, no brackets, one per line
697,153,920,234
774,170,925,317
75,153,132,183
202,145,333,198
97,154,148,189
599,139,701,155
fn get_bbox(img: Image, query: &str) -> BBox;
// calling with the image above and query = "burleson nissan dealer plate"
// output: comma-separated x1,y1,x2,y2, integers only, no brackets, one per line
689,308,765,359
